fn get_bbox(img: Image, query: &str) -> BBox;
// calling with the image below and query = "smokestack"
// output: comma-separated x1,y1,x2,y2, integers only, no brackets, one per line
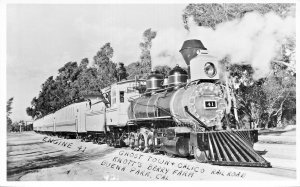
179,39,207,80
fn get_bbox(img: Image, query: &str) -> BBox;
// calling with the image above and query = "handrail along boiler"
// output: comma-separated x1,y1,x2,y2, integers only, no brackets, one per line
33,39,271,167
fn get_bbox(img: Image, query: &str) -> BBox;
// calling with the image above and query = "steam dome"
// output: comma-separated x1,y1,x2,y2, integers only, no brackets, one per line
168,65,188,87
146,71,164,91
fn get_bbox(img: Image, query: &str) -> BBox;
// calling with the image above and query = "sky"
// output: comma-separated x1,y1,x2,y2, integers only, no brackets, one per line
6,4,188,122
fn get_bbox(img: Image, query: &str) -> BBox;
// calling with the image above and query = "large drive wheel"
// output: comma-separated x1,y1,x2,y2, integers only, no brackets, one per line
165,152,175,158
92,137,98,144
97,137,105,144
106,134,113,147
128,133,136,149
137,133,146,151
145,132,154,153
194,147,208,163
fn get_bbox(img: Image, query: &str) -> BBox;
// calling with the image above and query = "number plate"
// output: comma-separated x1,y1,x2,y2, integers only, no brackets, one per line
204,100,217,109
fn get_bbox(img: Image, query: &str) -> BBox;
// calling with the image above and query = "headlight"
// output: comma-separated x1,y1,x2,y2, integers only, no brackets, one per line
204,62,217,78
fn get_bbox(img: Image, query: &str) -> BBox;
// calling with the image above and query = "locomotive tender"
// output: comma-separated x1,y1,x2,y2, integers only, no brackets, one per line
33,39,271,167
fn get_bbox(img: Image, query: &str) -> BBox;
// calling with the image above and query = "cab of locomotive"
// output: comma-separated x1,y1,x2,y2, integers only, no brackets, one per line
180,39,220,82
104,79,146,127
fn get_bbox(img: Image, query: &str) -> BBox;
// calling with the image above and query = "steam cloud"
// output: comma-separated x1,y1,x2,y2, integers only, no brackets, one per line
152,12,295,78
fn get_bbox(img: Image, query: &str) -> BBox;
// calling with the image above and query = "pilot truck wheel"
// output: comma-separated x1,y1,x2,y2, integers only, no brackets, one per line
194,147,208,163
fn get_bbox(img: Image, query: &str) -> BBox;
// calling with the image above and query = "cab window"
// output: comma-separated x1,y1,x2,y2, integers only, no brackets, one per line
120,91,124,103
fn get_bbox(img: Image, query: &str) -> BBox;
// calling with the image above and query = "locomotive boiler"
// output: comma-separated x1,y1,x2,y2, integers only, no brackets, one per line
128,67,227,130
129,40,225,126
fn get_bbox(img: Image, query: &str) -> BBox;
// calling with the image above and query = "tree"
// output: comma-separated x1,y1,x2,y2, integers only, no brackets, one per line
6,97,14,119
93,43,117,88
26,107,35,119
261,63,296,128
125,29,158,79
7,97,14,131
26,57,107,119
226,61,296,129
73,58,102,95
57,62,81,101
27,43,129,119
77,67,103,95
10,121,19,132
236,79,267,128
126,62,141,79
79,58,89,69
182,3,295,30
153,65,172,77
26,61,84,118
135,28,157,78
140,28,157,66
27,97,39,119
7,97,13,118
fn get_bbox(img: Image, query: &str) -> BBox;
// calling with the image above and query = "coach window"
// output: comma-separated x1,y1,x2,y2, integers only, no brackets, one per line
120,91,124,103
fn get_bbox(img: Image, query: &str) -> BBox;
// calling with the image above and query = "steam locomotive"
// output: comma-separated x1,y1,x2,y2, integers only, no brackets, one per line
33,40,271,167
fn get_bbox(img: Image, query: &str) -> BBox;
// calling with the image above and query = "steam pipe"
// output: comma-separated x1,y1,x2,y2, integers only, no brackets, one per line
187,65,191,80
184,106,210,131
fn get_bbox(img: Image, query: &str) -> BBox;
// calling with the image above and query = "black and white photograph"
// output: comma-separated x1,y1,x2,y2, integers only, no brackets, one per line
1,0,299,185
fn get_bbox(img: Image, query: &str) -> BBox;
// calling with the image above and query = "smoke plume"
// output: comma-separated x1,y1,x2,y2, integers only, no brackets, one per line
152,12,295,78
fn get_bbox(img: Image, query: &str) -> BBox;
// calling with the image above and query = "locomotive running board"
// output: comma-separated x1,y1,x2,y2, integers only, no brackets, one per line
191,129,271,167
